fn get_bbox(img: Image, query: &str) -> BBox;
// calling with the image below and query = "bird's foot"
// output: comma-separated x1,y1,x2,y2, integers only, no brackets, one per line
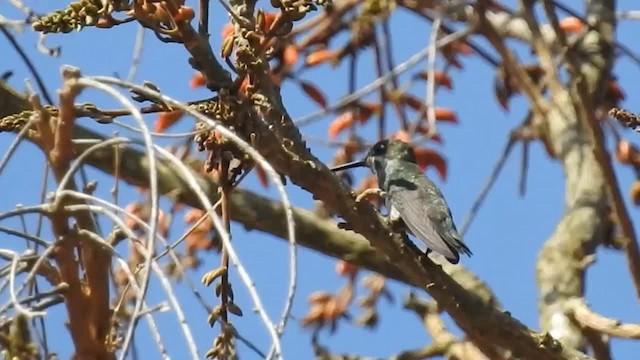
355,188,387,203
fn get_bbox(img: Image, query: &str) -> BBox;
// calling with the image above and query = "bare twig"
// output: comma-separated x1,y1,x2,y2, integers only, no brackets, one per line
422,13,442,139
404,293,492,360
72,76,161,360
126,26,146,82
0,25,54,104
295,28,474,126
0,250,47,318
89,76,295,358
460,129,519,236
59,195,196,359
566,298,640,339
381,19,410,131
0,114,37,175
198,0,210,37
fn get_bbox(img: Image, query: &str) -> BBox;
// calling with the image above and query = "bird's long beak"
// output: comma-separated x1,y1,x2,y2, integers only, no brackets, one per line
330,160,367,172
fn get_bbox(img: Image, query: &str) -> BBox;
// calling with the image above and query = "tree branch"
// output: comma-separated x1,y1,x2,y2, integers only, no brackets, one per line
566,298,640,340
0,83,591,359
474,0,618,352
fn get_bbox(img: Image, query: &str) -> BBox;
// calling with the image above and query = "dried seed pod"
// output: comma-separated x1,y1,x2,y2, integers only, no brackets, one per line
221,35,235,58
256,9,266,32
205,346,221,359
201,266,228,286
227,302,243,317
213,335,224,346
355,309,379,328
227,282,235,302
207,305,223,326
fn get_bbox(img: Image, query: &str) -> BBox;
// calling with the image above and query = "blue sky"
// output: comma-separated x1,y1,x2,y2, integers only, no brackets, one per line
1,0,640,358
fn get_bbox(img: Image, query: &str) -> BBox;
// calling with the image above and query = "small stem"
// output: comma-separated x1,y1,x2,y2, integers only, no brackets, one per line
218,153,231,323
198,0,209,37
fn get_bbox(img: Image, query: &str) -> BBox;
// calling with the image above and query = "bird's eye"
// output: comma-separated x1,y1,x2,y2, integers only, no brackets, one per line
369,140,388,157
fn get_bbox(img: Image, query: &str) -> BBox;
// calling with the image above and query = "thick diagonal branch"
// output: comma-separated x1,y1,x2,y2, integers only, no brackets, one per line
1,82,590,358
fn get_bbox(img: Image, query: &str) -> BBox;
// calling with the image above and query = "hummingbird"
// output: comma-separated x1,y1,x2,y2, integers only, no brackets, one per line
331,139,472,264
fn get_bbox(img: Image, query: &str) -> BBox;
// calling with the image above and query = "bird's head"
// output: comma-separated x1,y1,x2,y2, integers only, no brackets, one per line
363,139,416,166
330,139,416,173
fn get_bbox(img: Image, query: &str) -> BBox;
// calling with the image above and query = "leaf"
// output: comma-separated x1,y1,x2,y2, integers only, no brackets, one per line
342,137,365,158
270,71,283,87
400,95,458,123
221,23,234,39
309,291,332,305
157,210,170,236
412,126,443,144
413,147,447,180
155,110,184,133
305,49,336,67
558,17,584,33
263,11,277,32
434,107,458,123
335,260,358,277
301,305,325,327
189,72,206,88
392,130,411,143
605,79,625,105
283,44,299,67
328,112,354,138
443,53,463,69
124,203,141,230
300,81,328,109
359,102,382,119
631,181,640,206
430,134,443,144
227,302,243,317
401,95,425,112
616,140,636,164
450,39,473,55
441,39,472,69
415,70,453,90
494,64,544,111
184,209,205,223
254,164,269,188
336,260,358,276
238,76,250,93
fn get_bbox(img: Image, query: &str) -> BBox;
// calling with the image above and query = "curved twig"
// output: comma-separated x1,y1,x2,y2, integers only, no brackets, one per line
74,76,161,360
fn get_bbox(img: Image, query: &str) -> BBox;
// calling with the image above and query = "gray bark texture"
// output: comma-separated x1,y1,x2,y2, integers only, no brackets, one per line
535,0,615,351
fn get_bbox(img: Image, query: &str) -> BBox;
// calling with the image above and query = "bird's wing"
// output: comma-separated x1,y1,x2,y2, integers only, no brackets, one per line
388,186,460,263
